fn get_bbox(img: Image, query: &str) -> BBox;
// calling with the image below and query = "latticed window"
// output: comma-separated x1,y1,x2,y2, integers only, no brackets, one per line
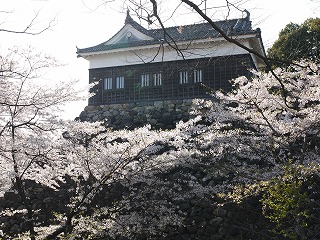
104,77,112,90
179,71,188,84
116,76,124,89
153,72,162,86
141,74,150,87
194,69,203,83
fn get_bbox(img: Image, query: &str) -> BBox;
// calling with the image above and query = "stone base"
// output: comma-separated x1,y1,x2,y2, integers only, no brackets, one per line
78,99,197,129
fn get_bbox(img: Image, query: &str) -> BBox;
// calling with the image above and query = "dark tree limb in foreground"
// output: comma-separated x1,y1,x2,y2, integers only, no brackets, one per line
0,10,56,35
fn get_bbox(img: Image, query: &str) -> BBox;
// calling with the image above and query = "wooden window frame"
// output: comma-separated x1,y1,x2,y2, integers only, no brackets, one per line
116,76,125,89
140,74,150,87
153,72,162,86
104,77,113,90
179,70,189,84
194,69,203,83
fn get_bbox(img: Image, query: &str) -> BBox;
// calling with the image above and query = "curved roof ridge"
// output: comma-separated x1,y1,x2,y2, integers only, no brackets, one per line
150,17,249,31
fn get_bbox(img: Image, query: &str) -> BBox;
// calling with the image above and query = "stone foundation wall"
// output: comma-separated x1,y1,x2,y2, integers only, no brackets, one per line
78,99,196,129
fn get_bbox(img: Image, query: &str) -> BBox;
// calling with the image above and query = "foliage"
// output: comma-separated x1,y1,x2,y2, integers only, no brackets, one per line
268,18,320,67
261,163,310,239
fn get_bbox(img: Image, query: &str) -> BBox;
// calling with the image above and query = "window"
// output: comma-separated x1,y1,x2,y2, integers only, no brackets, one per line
141,74,150,87
194,69,203,83
116,76,124,89
153,72,162,86
104,77,113,90
179,71,188,84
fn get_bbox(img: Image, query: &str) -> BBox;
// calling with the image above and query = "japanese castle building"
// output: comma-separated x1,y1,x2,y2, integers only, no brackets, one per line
77,11,266,106
76,11,266,128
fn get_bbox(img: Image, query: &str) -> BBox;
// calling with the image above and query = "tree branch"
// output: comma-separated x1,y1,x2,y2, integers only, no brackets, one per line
0,11,57,35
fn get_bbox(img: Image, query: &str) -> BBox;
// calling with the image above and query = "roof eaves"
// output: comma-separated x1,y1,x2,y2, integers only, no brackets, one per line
77,41,167,57
77,32,260,57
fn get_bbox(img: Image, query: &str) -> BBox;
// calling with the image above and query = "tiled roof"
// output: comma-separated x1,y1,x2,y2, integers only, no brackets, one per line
77,12,260,55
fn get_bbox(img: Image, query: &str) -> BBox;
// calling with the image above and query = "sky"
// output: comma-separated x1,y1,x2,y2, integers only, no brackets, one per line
0,0,318,120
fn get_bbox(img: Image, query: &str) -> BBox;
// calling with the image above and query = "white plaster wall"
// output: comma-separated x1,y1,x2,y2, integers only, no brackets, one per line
85,38,252,69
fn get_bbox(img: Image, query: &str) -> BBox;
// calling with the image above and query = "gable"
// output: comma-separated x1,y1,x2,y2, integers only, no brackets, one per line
105,24,154,45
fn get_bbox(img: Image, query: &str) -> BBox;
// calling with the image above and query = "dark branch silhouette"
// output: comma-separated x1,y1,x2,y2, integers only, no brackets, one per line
0,11,57,35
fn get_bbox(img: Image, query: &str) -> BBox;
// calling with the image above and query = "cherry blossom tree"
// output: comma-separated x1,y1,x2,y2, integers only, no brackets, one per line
47,121,197,238
0,46,87,239
1,57,319,239
44,62,320,239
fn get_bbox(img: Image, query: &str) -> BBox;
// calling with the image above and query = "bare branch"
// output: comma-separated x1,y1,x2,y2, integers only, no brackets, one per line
0,11,57,35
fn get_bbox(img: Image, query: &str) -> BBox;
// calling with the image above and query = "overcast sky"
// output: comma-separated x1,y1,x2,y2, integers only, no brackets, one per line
1,0,318,119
